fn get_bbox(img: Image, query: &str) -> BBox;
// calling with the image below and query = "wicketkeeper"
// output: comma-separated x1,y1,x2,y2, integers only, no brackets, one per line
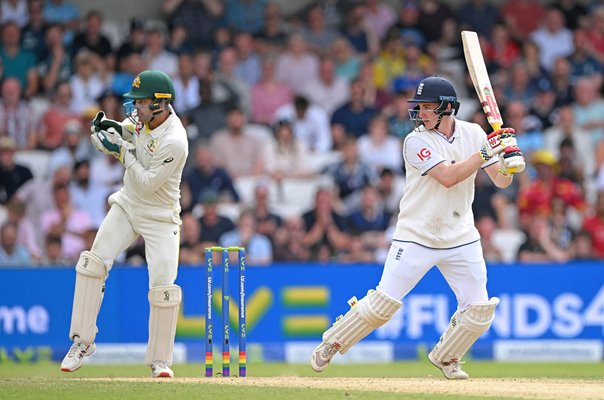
311,76,525,379
61,70,189,378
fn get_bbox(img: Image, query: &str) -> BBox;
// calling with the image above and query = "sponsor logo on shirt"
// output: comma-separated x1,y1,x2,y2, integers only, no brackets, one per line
163,157,174,164
417,147,431,161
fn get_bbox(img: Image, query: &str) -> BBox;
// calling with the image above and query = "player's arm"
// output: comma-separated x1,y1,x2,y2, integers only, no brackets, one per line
123,139,187,194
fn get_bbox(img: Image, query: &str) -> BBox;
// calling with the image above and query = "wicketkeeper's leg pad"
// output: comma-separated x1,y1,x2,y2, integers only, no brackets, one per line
69,251,108,344
429,297,499,364
145,284,182,366
323,289,401,355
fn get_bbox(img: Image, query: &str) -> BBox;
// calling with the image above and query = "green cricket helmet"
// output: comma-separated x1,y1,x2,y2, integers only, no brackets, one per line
123,70,175,102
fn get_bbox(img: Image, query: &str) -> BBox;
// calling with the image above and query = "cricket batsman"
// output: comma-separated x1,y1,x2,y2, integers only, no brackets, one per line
60,70,189,378
311,76,525,379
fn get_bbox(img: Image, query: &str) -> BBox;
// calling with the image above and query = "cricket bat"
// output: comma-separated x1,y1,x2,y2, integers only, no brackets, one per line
461,31,502,132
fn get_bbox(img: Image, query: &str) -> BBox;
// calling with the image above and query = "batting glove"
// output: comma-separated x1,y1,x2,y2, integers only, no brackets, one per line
479,128,516,162
498,145,525,175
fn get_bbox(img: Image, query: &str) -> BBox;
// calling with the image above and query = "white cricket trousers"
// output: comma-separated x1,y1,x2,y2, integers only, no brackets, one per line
91,203,180,288
377,241,488,310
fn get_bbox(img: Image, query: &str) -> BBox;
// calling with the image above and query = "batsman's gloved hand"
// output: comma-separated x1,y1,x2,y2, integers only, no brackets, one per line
498,145,525,175
479,127,516,161
91,128,135,163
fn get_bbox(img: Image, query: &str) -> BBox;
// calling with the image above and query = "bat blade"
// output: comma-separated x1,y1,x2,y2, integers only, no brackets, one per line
461,30,503,131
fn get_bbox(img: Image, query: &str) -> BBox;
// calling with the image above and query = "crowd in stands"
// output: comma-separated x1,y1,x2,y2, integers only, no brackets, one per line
1,0,604,267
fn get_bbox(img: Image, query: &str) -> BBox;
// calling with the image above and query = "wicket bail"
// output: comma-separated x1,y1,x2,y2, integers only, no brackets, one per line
205,246,246,377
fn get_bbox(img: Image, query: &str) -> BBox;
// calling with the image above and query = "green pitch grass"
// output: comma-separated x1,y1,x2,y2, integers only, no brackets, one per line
1,361,603,400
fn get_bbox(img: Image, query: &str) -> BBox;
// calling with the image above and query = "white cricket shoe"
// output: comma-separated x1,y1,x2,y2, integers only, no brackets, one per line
428,352,469,380
310,341,339,372
60,337,96,372
151,361,174,378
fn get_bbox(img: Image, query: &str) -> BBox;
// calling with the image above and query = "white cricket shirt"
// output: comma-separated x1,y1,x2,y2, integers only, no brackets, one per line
394,119,497,248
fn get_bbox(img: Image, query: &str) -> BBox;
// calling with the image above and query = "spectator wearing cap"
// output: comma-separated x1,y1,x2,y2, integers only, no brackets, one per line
37,23,71,94
48,119,91,173
0,222,31,265
142,21,178,78
528,79,557,130
0,21,38,98
183,144,240,209
301,57,350,118
0,137,33,205
0,77,39,150
72,10,114,70
273,95,332,153
198,190,235,245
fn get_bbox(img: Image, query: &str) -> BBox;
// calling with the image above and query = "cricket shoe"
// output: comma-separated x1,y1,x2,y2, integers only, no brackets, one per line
428,352,469,380
60,337,96,372
310,341,339,372
151,361,174,378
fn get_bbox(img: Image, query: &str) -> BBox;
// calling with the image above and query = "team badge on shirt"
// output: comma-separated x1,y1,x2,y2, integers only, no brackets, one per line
145,139,157,155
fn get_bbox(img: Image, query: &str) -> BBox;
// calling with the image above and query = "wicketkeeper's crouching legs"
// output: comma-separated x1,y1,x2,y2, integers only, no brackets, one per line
310,289,401,372
428,297,499,379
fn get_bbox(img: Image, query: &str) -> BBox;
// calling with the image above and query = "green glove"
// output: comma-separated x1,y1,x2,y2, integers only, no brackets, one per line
91,111,123,135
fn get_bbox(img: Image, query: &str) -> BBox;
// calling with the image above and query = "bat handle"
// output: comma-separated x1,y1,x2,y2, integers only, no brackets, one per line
490,123,502,132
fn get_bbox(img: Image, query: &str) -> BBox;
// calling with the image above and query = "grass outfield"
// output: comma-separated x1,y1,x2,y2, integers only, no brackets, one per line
1,361,603,400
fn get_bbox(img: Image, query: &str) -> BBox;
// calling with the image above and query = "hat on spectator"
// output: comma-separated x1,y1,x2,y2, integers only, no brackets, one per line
0,137,16,151
130,18,145,32
532,149,557,167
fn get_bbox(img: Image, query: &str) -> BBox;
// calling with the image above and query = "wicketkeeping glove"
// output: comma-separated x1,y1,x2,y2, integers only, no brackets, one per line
479,127,516,162
91,128,135,163
498,145,525,175
91,111,123,135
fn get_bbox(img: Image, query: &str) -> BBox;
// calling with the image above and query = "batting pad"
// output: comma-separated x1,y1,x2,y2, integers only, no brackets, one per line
69,251,108,344
145,284,182,366
323,289,401,354
429,297,500,363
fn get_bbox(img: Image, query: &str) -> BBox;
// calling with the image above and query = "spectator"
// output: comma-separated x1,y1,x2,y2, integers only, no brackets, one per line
40,233,69,265
0,77,38,150
266,120,313,181
20,0,46,62
95,89,124,122
220,209,272,266
1,0,28,28
37,23,71,94
40,183,93,262
331,78,379,138
116,18,146,64
254,2,288,55
214,47,250,115
273,215,310,261
69,50,107,115
501,0,545,40
184,144,240,207
71,10,114,70
162,0,223,49
0,21,38,98
185,76,235,142
173,53,200,113
43,0,80,45
301,57,350,117
346,185,390,234
48,119,91,173
337,235,376,263
142,22,178,78
486,23,521,70
111,51,145,97
582,191,604,258
275,33,319,94
568,30,603,83
274,95,332,153
302,5,340,56
0,137,32,205
387,90,415,140
16,165,71,226
4,197,42,260
550,57,574,106
530,7,574,73
225,0,266,34
0,222,31,265
167,22,192,55
376,167,404,215
89,154,124,193
357,114,403,174
330,37,361,82
70,159,110,228
362,0,397,40
475,214,505,263
210,106,266,177
198,191,235,244
341,3,378,57
302,188,349,258
39,81,80,150
179,212,203,264
528,80,558,130
517,215,569,262
553,0,587,31
372,32,405,91
249,56,291,125
326,136,377,202
570,230,596,260
233,31,262,87
572,77,604,145
251,184,282,242
457,0,500,39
